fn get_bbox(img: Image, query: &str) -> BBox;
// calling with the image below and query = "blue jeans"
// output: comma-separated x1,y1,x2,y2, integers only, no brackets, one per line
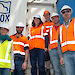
63,51,75,75
49,49,66,75
11,54,25,75
0,68,10,75
30,48,46,75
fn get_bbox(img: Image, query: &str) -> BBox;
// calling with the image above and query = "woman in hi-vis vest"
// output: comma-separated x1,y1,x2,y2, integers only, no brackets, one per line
28,15,48,75
0,23,14,75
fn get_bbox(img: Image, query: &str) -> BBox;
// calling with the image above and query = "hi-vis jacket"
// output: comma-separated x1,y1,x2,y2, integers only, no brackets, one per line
43,21,54,33
59,18,75,53
0,40,13,68
48,25,59,49
28,24,48,50
10,34,29,55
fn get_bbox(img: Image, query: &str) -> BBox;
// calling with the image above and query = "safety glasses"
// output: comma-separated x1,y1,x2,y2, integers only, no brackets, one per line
61,10,70,14
16,27,24,28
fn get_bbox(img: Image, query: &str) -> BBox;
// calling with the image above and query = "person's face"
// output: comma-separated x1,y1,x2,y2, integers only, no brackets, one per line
51,16,59,24
61,9,72,20
44,13,50,21
16,27,24,34
1,28,9,35
34,18,40,26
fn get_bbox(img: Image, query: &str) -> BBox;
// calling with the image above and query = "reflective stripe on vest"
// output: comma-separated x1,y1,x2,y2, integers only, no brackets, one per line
50,26,58,44
14,43,29,47
29,26,45,40
46,26,53,28
14,51,25,55
60,20,75,47
24,44,29,47
61,41,75,47
60,25,63,43
0,41,12,63
13,42,24,46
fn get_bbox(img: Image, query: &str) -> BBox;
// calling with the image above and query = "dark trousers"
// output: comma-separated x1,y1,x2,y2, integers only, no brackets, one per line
11,54,25,75
30,48,46,75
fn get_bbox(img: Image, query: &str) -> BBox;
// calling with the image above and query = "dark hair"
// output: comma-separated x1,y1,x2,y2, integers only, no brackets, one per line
32,18,43,27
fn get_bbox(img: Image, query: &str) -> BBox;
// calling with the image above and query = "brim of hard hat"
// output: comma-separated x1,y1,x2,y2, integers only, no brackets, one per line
51,15,59,18
34,16,41,19
33,15,41,19
43,13,50,16
60,8,72,13
16,26,24,27
0,27,9,31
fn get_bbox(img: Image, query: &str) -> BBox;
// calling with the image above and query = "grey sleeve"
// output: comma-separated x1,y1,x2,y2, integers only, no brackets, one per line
10,43,15,70
57,34,63,58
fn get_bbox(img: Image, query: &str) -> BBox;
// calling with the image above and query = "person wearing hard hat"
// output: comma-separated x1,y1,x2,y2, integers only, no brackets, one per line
43,10,54,31
0,23,14,75
10,22,29,75
43,10,54,75
48,12,66,75
59,5,75,75
28,15,47,75
0,23,12,41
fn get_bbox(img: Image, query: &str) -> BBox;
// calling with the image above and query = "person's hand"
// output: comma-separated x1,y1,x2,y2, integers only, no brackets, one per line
22,61,27,70
48,48,51,51
11,69,14,72
44,48,48,51
48,44,51,51
60,57,64,66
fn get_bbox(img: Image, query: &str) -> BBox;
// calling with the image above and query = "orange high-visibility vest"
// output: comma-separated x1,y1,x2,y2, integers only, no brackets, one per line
28,24,47,50
43,22,54,32
60,18,75,53
48,25,59,49
10,35,29,55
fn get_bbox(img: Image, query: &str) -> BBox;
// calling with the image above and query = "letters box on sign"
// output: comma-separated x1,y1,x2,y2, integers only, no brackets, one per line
0,1,11,22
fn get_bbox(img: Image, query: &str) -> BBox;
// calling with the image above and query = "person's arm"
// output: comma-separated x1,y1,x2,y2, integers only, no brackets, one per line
58,33,64,66
10,43,14,72
43,26,49,51
22,49,29,70
22,38,29,70
45,34,49,51
57,34,63,58
58,35,63,58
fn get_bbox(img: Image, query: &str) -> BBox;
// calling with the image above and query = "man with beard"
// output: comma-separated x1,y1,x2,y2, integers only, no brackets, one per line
59,5,75,75
10,22,29,75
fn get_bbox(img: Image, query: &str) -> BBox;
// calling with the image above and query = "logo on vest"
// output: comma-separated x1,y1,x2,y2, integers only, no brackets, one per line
0,1,11,22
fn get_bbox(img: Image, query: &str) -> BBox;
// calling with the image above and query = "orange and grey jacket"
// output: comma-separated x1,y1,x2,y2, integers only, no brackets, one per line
10,34,29,55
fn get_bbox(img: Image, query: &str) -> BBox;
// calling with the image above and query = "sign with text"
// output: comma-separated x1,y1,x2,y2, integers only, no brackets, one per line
0,1,11,22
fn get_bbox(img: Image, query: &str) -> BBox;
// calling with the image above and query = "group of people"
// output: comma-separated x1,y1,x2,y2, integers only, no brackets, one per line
0,5,75,75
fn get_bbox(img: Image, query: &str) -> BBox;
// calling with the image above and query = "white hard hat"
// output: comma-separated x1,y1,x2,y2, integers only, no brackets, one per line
0,23,9,30
60,5,72,12
33,15,41,19
16,22,24,27
51,12,59,18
